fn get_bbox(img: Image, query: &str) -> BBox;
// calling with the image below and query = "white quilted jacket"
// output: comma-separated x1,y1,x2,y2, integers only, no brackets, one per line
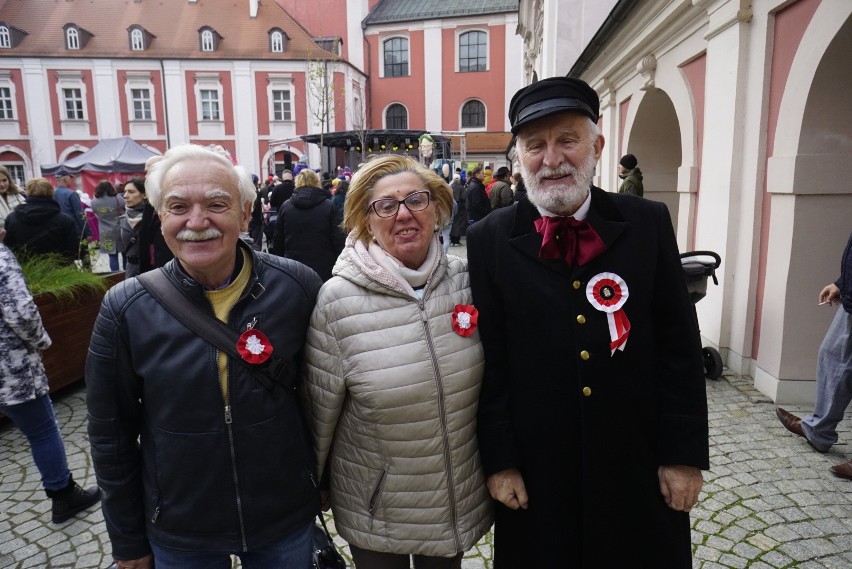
302,237,493,556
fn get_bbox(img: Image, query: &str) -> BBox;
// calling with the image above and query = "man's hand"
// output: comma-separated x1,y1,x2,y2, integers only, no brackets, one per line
658,465,703,512
113,554,154,569
819,283,840,306
486,468,529,510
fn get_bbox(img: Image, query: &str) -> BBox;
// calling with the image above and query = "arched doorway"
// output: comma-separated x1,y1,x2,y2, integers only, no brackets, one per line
624,89,682,225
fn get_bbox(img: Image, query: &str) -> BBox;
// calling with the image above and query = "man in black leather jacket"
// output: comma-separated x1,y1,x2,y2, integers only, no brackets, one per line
86,144,322,569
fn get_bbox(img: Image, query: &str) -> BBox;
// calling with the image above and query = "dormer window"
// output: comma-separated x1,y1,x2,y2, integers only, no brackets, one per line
0,22,28,49
198,27,223,53
63,24,92,50
131,29,143,51
67,27,79,50
269,29,288,53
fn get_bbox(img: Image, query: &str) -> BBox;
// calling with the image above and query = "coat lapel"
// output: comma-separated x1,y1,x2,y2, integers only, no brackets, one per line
509,188,629,279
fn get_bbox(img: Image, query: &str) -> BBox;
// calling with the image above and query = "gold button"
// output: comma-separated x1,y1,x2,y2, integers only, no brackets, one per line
582,386,592,397
576,314,586,324
580,350,590,360
572,280,582,290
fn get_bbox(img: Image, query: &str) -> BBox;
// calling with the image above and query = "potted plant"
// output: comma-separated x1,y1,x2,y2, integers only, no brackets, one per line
20,254,123,393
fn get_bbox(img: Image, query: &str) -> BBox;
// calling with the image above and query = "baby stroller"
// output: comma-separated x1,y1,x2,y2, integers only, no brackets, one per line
680,251,723,379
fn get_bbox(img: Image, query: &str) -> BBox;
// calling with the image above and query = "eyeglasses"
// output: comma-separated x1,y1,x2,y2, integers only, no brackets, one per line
368,190,431,218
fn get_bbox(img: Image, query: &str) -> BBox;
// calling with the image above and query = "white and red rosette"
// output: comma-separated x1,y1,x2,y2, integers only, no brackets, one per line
237,328,274,364
586,272,631,355
451,304,479,337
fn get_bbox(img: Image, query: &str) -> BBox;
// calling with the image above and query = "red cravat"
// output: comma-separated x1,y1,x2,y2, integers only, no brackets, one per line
533,215,606,266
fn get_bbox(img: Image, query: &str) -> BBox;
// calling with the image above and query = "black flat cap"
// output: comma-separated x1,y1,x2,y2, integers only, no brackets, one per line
508,77,600,134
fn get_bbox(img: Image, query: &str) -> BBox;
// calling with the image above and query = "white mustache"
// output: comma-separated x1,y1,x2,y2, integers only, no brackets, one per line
176,228,223,241
536,165,576,181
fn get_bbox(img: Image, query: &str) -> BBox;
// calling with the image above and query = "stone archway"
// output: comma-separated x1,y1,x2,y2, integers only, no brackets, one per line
757,9,852,402
623,89,682,224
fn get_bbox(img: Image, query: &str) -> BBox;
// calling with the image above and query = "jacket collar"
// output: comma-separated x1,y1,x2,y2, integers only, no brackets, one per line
509,186,628,278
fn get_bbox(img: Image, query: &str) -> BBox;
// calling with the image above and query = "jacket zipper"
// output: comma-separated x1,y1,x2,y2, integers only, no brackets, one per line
417,300,462,550
224,402,248,552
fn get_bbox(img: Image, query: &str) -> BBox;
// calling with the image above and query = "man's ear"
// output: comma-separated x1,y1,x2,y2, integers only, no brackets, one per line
241,201,252,232
594,133,605,161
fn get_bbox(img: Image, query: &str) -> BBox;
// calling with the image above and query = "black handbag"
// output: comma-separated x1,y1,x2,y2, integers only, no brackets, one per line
313,514,347,569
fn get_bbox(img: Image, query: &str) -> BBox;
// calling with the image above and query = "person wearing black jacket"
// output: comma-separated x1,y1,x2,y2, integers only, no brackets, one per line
466,166,491,225
270,169,345,281
3,177,79,263
86,144,322,569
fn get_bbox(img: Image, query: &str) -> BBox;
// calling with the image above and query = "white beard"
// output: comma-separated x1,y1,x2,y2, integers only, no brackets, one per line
522,147,599,215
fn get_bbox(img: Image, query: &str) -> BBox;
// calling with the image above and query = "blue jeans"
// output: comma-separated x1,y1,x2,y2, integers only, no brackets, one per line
108,253,125,271
0,394,71,491
150,521,313,569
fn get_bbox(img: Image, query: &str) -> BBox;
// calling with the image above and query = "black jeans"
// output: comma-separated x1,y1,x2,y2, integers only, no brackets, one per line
349,545,463,569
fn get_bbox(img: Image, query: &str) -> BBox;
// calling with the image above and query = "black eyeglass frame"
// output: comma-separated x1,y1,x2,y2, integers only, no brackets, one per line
368,190,432,218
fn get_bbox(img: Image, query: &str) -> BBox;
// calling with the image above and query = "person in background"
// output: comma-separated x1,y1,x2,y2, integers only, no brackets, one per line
303,154,492,569
331,178,349,224
0,242,101,524
467,77,708,568
4,178,79,263
488,167,513,210
617,153,644,197
53,168,86,238
466,166,491,226
116,177,148,278
87,144,322,569
0,165,26,233
91,180,126,271
512,173,527,203
270,168,344,282
449,173,467,246
776,230,852,479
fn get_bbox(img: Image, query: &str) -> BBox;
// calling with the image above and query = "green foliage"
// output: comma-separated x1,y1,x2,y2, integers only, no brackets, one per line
20,253,108,302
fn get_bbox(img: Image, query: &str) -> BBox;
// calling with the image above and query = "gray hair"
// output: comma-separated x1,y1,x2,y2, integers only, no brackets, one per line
145,144,255,211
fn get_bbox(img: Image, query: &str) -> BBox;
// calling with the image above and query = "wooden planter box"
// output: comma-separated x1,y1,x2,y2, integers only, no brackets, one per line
35,272,125,394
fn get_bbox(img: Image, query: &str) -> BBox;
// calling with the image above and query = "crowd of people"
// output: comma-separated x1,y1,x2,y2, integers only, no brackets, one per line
4,74,845,569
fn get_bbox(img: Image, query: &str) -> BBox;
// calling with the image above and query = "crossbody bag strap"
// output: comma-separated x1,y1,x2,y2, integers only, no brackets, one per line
138,269,293,390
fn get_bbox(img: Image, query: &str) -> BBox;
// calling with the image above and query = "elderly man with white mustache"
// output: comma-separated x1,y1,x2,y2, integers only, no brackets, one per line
86,144,323,569
466,77,709,568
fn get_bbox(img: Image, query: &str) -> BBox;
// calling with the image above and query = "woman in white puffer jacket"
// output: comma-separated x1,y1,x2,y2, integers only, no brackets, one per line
302,155,492,569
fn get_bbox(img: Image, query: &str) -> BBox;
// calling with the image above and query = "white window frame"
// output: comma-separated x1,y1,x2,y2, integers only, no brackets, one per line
66,27,80,50
0,85,13,120
131,88,152,120
124,71,156,122
271,89,292,121
271,30,284,53
380,35,410,78
0,26,10,49
55,71,88,136
384,103,408,130
200,89,219,120
131,28,144,51
455,28,489,73
201,29,214,52
3,163,25,186
194,73,223,124
267,74,294,123
0,71,15,122
460,99,486,130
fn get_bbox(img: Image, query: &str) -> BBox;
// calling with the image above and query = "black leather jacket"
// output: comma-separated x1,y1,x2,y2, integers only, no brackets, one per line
86,242,322,560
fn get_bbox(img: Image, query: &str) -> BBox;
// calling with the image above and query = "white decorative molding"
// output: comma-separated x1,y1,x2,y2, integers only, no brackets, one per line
636,54,657,91
600,77,616,110
702,0,753,41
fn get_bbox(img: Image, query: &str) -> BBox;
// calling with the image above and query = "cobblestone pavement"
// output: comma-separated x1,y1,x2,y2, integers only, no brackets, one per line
2,240,852,567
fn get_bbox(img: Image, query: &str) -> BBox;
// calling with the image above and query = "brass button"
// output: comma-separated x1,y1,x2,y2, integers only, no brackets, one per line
576,314,586,324
580,350,590,360
572,280,582,290
582,386,592,397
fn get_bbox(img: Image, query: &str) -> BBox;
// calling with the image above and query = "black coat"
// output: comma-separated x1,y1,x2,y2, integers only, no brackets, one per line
466,178,491,223
3,196,79,262
137,202,173,273
467,188,708,568
270,186,345,281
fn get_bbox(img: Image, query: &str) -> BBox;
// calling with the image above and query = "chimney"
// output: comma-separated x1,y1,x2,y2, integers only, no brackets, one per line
249,0,259,18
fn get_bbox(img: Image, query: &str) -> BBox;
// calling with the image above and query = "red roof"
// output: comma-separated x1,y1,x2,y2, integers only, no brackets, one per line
0,0,331,60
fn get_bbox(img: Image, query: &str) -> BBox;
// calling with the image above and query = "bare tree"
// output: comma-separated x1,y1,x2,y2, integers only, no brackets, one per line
306,40,344,172
349,88,369,165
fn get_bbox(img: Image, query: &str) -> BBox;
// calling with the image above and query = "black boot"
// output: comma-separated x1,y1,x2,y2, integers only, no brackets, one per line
46,477,101,523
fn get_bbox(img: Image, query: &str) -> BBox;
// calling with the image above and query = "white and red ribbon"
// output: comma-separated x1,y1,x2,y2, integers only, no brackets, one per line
237,328,274,364
586,272,631,355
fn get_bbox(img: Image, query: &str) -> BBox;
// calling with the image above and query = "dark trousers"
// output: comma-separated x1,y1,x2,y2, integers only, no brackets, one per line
349,545,463,569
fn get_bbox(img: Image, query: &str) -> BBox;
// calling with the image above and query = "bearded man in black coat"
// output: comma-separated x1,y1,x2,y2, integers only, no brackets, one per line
467,77,709,568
